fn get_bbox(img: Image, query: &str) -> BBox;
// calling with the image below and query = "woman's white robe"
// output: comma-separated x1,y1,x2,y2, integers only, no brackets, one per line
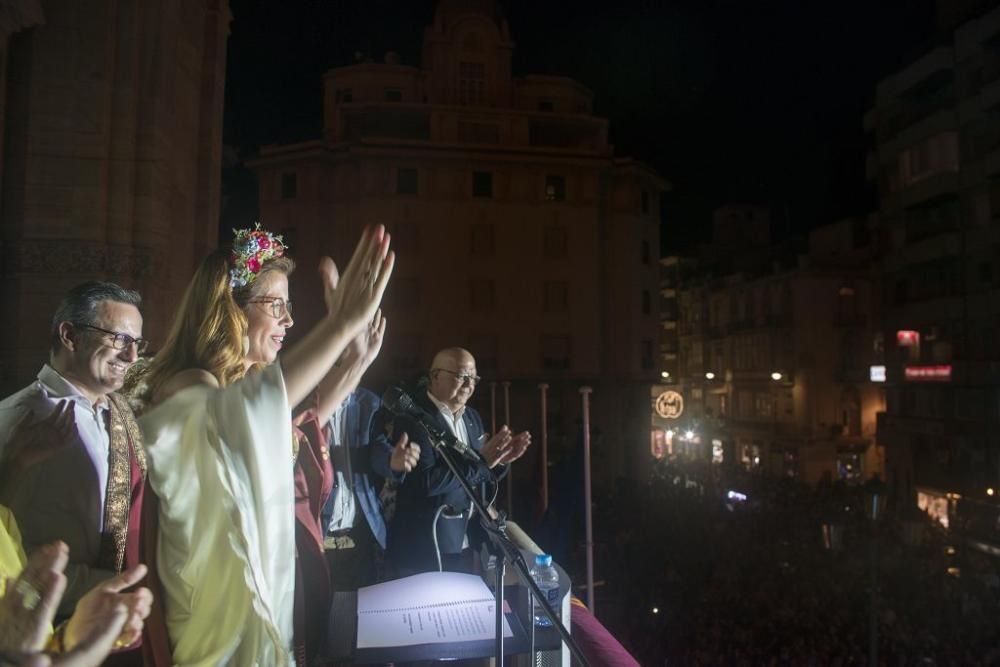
139,365,295,666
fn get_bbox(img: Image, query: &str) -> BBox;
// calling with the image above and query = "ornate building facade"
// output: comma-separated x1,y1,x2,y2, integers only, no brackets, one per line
251,0,667,484
0,0,230,392
658,209,885,484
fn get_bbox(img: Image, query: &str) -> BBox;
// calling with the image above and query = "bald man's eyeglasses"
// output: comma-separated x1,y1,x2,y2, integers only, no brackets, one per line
433,368,481,386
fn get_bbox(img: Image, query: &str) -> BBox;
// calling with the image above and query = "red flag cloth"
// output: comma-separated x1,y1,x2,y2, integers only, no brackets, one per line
569,597,641,667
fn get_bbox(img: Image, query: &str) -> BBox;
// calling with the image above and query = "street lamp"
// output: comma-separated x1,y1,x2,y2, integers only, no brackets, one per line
661,371,671,379
705,372,715,380
770,371,783,381
684,430,695,441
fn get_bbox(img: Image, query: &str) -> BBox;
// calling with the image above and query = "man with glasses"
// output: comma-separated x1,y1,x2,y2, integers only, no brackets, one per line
0,281,149,629
385,347,530,574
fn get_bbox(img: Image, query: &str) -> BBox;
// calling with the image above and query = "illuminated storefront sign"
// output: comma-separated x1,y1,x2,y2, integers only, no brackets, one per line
650,430,667,459
896,330,920,347
869,365,886,382
904,365,952,381
655,390,684,419
917,489,954,529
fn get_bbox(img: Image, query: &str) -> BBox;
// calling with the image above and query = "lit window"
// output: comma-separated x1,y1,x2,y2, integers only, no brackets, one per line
545,175,566,201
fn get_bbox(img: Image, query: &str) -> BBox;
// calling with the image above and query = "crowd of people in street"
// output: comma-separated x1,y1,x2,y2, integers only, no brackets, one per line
580,456,1000,665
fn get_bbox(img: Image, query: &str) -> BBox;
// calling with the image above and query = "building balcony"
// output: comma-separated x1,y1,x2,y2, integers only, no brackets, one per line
874,46,953,108
895,171,961,210
894,108,958,148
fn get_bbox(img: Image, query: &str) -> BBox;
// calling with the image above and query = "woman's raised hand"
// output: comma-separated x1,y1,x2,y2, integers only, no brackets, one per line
282,225,395,409
320,225,394,338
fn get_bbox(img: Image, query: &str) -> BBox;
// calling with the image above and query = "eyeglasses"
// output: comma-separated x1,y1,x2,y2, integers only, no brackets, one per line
75,324,149,354
248,297,293,319
433,368,481,386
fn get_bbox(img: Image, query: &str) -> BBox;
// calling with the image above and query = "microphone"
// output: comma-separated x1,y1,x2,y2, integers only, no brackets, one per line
381,386,488,467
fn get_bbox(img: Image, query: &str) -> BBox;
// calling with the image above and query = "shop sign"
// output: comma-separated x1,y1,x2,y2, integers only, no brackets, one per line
897,330,920,347
655,390,684,419
904,365,952,382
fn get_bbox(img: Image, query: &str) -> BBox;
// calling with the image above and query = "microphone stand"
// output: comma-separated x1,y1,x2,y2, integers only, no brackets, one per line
423,426,591,667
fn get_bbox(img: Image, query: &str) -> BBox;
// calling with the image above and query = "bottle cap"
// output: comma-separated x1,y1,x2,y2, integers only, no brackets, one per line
535,553,553,567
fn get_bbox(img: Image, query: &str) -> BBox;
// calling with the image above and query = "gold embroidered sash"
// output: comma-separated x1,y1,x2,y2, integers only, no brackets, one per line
99,393,147,572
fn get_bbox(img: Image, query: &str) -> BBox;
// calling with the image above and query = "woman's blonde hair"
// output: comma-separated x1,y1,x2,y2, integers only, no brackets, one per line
145,248,295,395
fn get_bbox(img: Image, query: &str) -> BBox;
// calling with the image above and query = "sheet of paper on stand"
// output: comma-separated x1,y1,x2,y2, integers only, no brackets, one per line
356,571,514,649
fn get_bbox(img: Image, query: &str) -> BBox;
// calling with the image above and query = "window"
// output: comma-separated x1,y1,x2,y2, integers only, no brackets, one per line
641,339,654,370
642,290,651,315
281,172,297,200
458,61,486,106
470,279,495,311
641,240,650,265
471,224,495,257
543,225,568,258
754,393,774,419
545,175,566,201
336,88,353,103
538,100,554,112
542,335,571,371
544,281,568,312
396,168,418,195
897,131,959,187
472,171,493,198
385,88,402,102
641,191,650,215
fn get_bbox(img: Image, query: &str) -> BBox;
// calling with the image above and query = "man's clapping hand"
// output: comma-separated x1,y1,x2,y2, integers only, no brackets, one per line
480,426,531,468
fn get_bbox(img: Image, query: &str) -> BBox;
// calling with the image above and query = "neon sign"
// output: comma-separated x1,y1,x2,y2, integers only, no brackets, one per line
904,365,952,381
896,330,920,347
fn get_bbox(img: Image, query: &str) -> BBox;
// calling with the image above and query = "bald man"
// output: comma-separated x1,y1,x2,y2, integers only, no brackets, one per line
383,348,530,574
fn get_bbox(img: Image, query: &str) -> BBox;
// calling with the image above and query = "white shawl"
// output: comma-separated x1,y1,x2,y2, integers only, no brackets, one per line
139,364,295,666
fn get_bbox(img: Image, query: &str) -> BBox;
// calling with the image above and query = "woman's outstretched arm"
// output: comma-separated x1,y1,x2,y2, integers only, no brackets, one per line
281,225,394,408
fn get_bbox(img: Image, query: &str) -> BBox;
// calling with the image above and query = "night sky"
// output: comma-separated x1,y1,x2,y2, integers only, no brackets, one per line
222,0,937,250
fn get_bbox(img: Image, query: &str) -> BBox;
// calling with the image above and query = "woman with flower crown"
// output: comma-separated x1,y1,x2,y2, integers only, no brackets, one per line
132,225,392,666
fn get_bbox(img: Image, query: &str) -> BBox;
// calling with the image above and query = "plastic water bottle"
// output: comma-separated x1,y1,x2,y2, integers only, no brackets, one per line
529,553,560,627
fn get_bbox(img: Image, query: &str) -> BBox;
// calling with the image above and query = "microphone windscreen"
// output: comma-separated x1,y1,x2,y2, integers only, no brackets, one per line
382,386,417,416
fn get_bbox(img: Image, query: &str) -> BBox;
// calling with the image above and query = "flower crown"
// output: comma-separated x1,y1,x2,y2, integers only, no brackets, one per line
228,224,286,289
